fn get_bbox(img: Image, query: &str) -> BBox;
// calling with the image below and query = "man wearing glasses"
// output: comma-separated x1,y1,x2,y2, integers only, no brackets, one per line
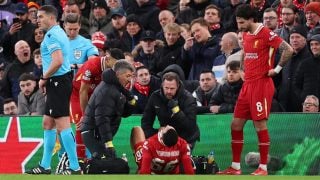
302,95,319,113
263,8,278,31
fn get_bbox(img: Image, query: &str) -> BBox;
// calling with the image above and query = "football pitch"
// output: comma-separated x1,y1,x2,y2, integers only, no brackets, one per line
0,175,319,180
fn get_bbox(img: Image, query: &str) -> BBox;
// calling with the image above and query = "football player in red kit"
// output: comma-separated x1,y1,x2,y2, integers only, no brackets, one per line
130,126,194,174
69,54,117,159
217,4,293,176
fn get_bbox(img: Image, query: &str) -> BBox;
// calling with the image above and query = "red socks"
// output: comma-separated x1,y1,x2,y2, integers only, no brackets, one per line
257,129,270,164
231,130,243,163
75,130,85,159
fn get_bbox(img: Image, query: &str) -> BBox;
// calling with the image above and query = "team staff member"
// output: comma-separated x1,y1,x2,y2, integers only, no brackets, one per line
217,4,293,176
26,5,81,175
141,71,200,149
81,60,136,159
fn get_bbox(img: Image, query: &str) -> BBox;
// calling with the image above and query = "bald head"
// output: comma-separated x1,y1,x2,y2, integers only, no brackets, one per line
159,10,175,28
14,40,31,63
220,32,239,54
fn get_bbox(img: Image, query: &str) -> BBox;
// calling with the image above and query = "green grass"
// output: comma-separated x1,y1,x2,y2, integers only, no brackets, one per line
0,175,319,180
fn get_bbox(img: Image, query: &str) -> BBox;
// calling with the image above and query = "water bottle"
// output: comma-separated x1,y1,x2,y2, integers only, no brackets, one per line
121,153,128,162
207,150,215,164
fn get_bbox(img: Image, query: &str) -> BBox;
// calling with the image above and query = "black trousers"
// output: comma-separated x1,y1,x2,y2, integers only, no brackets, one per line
81,130,107,158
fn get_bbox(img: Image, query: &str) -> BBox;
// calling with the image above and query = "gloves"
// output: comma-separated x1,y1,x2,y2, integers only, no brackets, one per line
104,141,116,159
168,99,180,114
128,95,138,106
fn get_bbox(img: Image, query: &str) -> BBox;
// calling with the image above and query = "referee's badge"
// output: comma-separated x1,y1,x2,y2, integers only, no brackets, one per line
74,50,82,60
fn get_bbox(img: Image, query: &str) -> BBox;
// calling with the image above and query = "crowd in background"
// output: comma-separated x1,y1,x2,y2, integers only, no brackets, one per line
0,0,320,116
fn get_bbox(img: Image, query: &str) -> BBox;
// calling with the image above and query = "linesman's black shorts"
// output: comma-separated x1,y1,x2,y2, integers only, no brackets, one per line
45,72,72,118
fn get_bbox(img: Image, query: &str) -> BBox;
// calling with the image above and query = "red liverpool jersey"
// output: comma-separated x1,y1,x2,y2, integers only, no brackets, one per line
139,134,194,174
70,56,104,101
243,25,283,81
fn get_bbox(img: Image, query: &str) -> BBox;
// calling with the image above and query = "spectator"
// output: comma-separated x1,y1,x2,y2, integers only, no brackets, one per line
105,8,127,51
62,0,90,38
91,31,107,57
263,8,278,31
204,4,224,41
141,71,200,149
27,1,40,25
64,13,98,71
1,2,36,62
17,73,45,115
157,23,188,76
131,66,161,114
222,0,244,33
130,126,194,174
209,61,243,114
0,40,34,101
182,17,220,80
81,60,136,159
120,14,143,52
274,4,299,42
278,25,312,112
106,0,123,9
177,0,210,24
32,48,42,80
302,95,319,113
133,30,162,75
29,26,44,53
180,23,191,40
89,0,112,35
250,0,271,23
192,70,220,114
3,98,18,115
126,0,161,33
293,34,320,108
157,10,176,41
212,32,240,83
304,2,320,40
222,31,243,83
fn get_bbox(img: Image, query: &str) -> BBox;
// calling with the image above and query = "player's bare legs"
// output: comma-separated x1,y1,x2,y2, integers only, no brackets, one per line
130,126,146,173
251,120,269,175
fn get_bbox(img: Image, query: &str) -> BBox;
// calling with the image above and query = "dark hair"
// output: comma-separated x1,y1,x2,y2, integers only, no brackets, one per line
64,13,80,24
113,60,135,73
190,17,209,29
200,69,215,77
19,73,36,82
39,5,58,21
162,129,178,147
205,4,221,18
136,66,149,73
33,48,40,57
282,4,299,14
3,98,16,105
236,4,257,21
162,72,181,84
226,61,241,70
264,7,277,14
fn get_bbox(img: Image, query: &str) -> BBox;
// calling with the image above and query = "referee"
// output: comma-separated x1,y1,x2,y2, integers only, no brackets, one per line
26,5,81,175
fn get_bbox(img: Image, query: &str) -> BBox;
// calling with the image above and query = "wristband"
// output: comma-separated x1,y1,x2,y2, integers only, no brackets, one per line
274,65,283,74
172,106,180,114
105,141,114,148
